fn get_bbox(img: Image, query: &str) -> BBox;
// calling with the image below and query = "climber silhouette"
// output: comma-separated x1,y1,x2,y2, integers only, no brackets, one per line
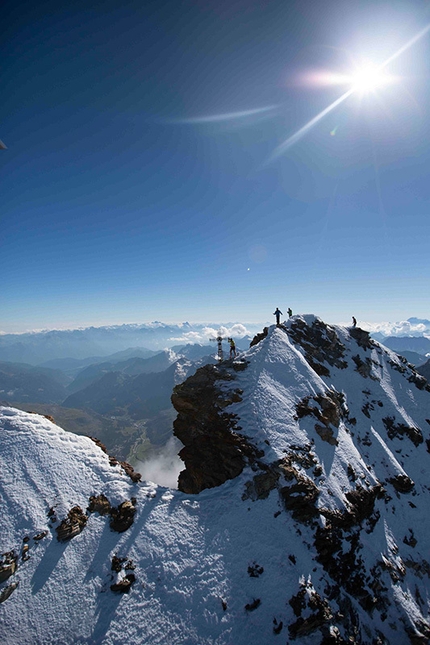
273,308,283,325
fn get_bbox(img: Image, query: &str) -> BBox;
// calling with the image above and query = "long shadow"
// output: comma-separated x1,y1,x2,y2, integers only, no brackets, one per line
31,537,67,594
89,587,123,645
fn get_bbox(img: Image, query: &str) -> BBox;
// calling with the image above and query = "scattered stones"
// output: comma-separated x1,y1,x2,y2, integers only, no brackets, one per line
56,506,88,542
88,437,141,482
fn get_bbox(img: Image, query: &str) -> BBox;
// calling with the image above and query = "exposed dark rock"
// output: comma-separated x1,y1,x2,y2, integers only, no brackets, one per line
245,598,261,611
296,391,348,445
110,573,136,593
172,363,262,494
87,493,111,516
242,469,279,501
88,437,141,482
287,318,348,375
110,498,137,533
0,551,17,583
279,469,320,524
352,355,376,379
288,584,333,639
387,474,415,493
56,506,88,542
382,416,423,447
249,327,268,347
403,530,417,548
0,581,19,604
273,618,283,634
349,327,374,350
247,562,264,577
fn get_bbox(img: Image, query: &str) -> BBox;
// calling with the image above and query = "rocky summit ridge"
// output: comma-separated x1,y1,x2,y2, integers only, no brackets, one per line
1,314,430,645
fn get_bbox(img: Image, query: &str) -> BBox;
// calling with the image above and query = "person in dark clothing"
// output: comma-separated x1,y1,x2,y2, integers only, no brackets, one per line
228,337,236,359
287,307,292,317
273,308,283,325
352,316,357,328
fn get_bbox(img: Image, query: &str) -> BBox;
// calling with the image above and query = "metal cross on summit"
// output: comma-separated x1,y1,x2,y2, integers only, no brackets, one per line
210,333,227,361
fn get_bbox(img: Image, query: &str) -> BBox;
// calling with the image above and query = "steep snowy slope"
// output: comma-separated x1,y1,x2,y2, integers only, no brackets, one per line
1,315,430,645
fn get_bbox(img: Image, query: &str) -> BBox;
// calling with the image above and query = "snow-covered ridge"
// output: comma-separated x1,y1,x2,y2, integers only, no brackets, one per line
1,315,430,644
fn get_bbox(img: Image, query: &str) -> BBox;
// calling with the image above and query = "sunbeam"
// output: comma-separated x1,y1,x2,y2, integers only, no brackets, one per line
267,88,353,163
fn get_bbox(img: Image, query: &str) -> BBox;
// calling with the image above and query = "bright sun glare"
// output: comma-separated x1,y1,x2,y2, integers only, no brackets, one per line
349,64,391,93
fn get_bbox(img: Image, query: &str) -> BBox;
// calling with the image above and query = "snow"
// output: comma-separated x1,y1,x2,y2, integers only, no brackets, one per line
1,317,430,644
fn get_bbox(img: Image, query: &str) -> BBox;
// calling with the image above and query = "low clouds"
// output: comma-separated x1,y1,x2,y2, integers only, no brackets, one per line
169,323,250,345
136,438,183,489
364,319,430,338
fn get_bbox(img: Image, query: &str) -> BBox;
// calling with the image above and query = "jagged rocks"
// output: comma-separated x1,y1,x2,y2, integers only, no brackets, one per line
352,355,374,379
296,391,347,445
278,462,320,524
88,493,111,516
110,573,136,594
287,318,348,376
382,416,423,446
172,363,261,494
387,474,415,493
288,582,333,639
110,498,137,533
242,469,279,501
56,506,88,542
89,437,141,482
349,327,374,350
0,581,19,604
0,551,18,583
249,327,268,347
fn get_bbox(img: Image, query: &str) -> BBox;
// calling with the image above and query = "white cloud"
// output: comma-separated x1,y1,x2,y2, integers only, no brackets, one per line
362,320,430,338
135,438,183,489
169,324,251,345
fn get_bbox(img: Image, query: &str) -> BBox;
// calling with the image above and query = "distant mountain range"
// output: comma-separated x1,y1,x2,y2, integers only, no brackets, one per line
2,315,430,644
0,322,257,364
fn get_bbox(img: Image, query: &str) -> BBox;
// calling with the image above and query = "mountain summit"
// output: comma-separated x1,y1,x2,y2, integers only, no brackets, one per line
1,315,430,644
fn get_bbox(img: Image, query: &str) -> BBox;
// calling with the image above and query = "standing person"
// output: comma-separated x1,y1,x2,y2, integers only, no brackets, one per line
352,316,357,328
273,308,283,325
287,307,293,317
228,337,236,359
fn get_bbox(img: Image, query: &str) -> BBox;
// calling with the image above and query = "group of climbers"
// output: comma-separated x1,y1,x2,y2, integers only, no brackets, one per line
273,307,293,325
218,309,358,362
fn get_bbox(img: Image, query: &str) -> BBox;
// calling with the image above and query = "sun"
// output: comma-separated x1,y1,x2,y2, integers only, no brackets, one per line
349,63,391,93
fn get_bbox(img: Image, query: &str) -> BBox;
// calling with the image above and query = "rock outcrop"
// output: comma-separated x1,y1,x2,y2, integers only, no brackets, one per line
171,362,261,493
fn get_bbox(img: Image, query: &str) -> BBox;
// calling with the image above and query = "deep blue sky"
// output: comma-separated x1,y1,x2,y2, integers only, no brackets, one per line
2,0,430,332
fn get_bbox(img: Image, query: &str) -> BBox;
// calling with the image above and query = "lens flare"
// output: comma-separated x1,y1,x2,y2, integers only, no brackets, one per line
349,64,392,93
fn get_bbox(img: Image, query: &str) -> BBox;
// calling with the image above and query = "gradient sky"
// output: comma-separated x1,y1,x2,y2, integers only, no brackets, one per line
2,0,430,333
